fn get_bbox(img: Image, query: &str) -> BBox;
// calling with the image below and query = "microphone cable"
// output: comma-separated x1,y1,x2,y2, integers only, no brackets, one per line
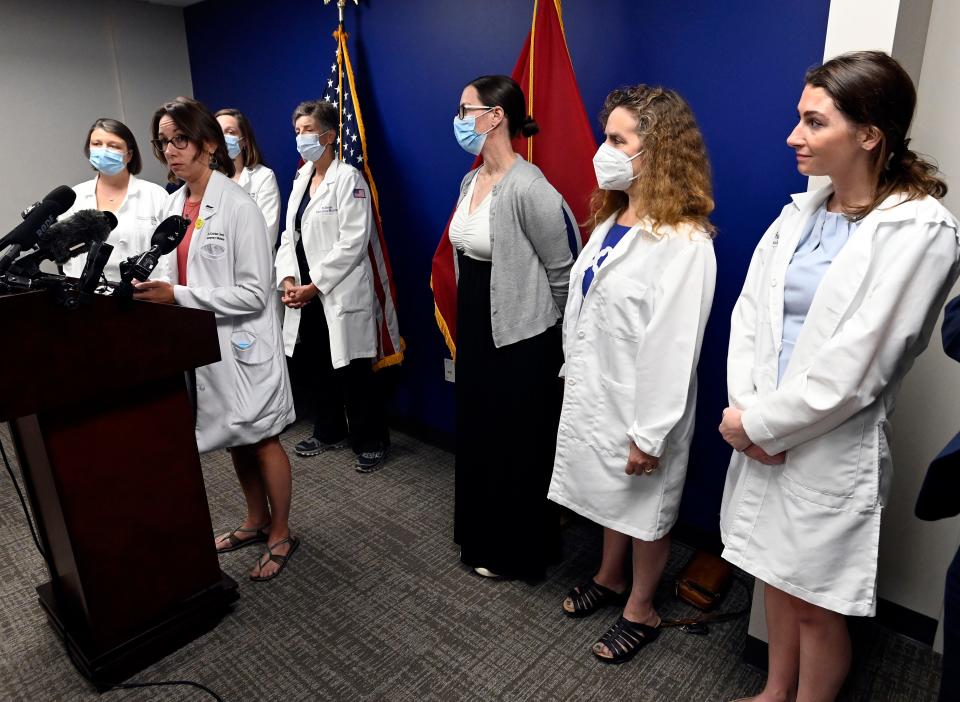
0,435,49,569
0,432,224,701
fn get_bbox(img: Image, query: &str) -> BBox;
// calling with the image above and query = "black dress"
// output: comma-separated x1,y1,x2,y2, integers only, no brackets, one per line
453,252,564,579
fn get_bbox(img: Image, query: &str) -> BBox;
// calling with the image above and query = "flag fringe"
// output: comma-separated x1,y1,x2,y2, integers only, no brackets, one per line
373,338,406,371
430,274,457,361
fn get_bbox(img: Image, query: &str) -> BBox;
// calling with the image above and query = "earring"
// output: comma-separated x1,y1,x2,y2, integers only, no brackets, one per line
208,153,219,170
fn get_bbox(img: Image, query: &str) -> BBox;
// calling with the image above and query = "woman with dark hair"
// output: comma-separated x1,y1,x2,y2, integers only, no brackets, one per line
275,99,390,473
548,85,716,663
719,51,960,700
134,96,298,581
215,108,281,244
450,75,580,579
62,118,169,283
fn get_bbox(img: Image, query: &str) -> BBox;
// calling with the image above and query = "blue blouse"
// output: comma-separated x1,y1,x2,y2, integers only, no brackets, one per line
582,223,633,297
778,204,859,383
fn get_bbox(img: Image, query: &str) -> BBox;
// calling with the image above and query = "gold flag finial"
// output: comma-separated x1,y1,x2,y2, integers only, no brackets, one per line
323,0,358,24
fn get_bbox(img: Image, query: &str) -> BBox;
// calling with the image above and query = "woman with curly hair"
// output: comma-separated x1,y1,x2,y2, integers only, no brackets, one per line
547,85,716,663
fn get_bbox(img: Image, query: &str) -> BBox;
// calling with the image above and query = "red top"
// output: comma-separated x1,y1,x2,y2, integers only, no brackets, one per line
178,199,202,286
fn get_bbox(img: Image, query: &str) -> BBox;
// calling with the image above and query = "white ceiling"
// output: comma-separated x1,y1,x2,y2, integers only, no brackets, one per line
130,0,205,7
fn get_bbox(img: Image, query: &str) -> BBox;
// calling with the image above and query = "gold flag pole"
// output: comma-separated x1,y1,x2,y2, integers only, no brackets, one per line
323,0,358,24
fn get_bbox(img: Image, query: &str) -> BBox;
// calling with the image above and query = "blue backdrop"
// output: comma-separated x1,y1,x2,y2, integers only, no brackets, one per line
184,0,830,537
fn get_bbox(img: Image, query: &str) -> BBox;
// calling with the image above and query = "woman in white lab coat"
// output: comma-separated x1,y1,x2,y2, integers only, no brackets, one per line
62,118,169,283
134,97,298,581
275,99,389,474
547,86,716,664
719,51,960,701
215,108,281,246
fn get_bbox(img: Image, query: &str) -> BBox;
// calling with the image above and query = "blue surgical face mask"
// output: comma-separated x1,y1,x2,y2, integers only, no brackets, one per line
224,134,242,160
453,109,495,156
89,147,126,176
296,132,329,162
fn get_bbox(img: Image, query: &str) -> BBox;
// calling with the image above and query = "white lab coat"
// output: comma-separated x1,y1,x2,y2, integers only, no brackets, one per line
62,175,171,282
236,164,281,245
720,186,960,616
165,170,295,453
275,159,377,367
548,215,716,540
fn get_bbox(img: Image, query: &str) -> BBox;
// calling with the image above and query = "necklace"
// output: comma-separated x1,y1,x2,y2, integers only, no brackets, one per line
98,185,124,206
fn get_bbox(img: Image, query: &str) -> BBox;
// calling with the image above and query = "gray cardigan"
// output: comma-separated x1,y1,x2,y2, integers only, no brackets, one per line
454,157,580,348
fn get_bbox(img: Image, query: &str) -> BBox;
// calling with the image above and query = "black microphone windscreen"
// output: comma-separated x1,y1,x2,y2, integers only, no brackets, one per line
43,209,117,264
151,215,190,255
101,210,118,231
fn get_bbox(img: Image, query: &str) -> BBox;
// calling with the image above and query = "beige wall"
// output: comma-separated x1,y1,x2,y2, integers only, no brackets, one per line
880,0,960,651
0,0,192,223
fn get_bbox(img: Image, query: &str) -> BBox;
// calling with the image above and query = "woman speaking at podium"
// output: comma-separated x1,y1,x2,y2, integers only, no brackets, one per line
133,97,299,582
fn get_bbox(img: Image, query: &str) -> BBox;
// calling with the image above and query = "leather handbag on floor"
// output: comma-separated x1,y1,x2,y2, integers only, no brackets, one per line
675,550,733,611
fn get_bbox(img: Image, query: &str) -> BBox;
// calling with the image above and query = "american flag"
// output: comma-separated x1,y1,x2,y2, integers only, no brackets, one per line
321,51,362,168
322,27,404,369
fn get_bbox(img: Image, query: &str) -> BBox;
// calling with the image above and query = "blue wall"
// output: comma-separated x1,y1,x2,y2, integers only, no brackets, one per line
184,0,830,536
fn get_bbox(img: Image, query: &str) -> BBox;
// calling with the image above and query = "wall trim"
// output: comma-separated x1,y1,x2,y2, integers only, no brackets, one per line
743,598,938,673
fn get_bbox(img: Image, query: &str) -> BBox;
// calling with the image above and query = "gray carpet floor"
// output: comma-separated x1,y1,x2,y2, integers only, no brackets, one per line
0,421,944,701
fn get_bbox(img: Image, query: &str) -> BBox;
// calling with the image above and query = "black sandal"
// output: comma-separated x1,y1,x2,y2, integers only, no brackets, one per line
591,615,661,664
250,537,300,582
562,579,628,618
215,523,270,553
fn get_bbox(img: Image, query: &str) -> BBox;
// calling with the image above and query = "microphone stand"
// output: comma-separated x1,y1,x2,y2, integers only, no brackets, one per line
0,244,22,275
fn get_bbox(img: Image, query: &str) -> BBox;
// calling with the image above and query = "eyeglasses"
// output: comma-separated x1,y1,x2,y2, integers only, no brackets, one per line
150,134,190,151
457,104,495,120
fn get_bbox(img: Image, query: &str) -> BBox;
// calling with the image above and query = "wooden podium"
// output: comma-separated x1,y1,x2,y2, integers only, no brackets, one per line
0,289,238,688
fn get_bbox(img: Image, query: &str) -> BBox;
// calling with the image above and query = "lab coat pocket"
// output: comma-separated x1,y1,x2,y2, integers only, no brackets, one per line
780,410,868,510
597,279,649,341
231,330,270,364
334,266,372,315
230,329,282,426
589,374,636,458
199,233,228,261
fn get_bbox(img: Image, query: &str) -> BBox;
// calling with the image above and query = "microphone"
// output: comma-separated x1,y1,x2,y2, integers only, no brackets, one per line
113,215,189,298
78,241,115,294
41,209,117,265
149,215,190,255
0,186,76,274
2,209,117,281
0,186,76,252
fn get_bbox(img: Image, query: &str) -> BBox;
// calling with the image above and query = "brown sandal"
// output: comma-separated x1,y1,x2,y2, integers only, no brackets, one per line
215,523,270,553
250,537,300,582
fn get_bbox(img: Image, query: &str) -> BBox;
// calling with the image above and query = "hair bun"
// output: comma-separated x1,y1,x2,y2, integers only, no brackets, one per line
521,116,540,137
